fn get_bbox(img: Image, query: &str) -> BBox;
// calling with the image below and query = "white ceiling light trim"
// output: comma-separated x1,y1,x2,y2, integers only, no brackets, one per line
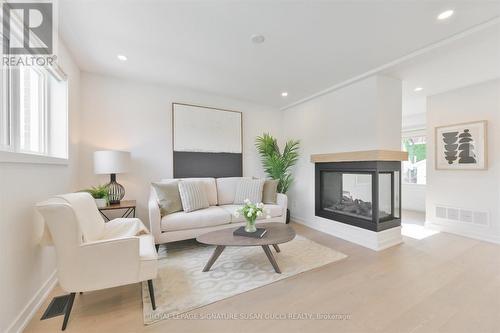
438,10,454,20
281,17,500,111
117,54,127,61
414,87,423,92
281,92,288,97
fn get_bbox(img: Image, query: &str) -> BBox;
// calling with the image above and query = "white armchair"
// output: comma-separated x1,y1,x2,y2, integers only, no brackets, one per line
36,193,158,331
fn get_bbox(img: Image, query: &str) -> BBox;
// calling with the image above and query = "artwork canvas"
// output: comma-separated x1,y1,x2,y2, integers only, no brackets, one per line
172,103,243,178
435,120,487,170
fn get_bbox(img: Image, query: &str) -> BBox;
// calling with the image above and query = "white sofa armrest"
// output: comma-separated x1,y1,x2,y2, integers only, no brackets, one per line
148,187,162,244
59,237,141,292
276,193,288,223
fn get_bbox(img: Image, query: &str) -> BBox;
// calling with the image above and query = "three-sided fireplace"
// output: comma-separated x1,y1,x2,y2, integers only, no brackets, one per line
315,160,402,232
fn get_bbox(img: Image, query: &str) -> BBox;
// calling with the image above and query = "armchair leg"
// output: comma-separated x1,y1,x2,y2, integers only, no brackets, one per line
147,280,156,310
61,292,75,331
155,244,160,252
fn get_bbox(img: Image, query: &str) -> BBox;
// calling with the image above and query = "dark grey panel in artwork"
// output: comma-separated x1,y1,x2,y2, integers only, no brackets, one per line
173,151,242,178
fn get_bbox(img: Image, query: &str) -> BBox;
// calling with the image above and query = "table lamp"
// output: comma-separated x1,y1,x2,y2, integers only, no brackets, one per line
93,150,131,204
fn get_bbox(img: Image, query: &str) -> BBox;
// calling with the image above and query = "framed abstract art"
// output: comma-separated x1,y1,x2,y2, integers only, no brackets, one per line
172,103,243,178
435,120,487,170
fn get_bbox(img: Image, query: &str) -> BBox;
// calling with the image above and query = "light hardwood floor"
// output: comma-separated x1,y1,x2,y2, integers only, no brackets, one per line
25,212,500,333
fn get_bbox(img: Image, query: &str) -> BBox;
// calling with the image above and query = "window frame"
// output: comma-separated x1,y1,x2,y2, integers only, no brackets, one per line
0,66,69,165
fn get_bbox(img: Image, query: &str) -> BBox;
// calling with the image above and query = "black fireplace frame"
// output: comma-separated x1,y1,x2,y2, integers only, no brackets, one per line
315,161,401,232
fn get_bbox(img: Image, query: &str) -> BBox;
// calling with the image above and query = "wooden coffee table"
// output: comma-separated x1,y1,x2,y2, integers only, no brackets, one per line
196,222,296,274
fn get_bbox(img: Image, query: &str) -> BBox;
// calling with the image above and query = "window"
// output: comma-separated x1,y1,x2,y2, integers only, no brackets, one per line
0,64,68,162
19,66,47,154
402,133,426,184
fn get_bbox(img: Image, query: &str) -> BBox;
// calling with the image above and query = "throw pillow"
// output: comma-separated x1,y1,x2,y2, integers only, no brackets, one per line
178,180,210,213
262,179,279,204
151,181,183,216
234,178,265,204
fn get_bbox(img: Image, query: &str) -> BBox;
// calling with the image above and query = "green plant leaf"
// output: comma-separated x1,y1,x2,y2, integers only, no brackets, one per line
255,134,300,194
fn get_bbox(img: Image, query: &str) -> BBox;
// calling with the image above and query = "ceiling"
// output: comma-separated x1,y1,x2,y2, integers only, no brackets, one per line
58,1,500,108
385,23,500,116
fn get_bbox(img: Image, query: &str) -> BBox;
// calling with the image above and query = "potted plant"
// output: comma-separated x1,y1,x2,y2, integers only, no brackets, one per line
235,199,269,232
82,185,109,208
255,133,300,223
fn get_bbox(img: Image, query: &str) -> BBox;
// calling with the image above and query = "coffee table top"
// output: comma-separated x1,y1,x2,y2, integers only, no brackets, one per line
196,222,296,247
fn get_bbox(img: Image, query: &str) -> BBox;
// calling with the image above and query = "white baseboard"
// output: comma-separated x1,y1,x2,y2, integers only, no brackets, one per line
7,270,58,333
425,221,500,245
291,215,403,251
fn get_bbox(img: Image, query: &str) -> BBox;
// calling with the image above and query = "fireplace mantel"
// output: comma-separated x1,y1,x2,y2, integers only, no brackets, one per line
310,150,408,163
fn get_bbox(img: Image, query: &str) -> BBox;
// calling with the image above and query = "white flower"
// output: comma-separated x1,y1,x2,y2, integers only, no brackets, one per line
234,211,240,218
256,211,262,217
244,198,251,204
266,215,271,219
256,202,264,209
247,211,252,218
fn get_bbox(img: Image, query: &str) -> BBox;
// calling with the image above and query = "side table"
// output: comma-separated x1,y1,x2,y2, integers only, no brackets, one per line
98,200,136,221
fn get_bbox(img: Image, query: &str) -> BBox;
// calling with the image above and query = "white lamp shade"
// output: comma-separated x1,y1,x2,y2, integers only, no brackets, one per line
94,150,131,174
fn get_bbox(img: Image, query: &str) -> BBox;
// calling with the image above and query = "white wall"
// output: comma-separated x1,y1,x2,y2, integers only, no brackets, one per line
0,42,81,332
78,73,283,225
283,75,402,247
402,184,426,212
426,79,500,243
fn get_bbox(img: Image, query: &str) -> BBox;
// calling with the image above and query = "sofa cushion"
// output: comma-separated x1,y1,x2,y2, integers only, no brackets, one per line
219,204,283,223
160,206,231,232
262,179,279,204
178,180,210,213
152,180,183,215
234,178,265,204
163,178,217,206
216,177,250,205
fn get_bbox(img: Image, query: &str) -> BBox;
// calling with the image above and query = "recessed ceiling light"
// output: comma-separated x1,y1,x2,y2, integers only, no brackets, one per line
117,54,127,61
251,34,265,44
414,87,423,92
437,10,454,20
281,92,288,97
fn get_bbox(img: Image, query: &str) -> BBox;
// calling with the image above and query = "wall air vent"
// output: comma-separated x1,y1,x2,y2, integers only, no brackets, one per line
435,205,489,226
473,211,489,226
459,210,473,223
436,206,447,219
447,208,459,221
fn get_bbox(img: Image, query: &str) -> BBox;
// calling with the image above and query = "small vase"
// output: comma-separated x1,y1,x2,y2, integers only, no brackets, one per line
244,218,257,233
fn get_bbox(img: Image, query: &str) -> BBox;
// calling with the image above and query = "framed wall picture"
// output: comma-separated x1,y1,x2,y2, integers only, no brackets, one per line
435,120,487,170
172,103,243,178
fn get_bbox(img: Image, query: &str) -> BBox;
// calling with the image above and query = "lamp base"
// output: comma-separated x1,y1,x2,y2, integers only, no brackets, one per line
108,174,125,204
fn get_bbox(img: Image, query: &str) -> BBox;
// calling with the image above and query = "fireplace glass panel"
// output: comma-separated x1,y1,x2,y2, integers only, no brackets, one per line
321,172,373,221
393,171,400,218
378,173,393,221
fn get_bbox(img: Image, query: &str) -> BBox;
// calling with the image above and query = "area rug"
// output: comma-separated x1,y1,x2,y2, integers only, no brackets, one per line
142,235,347,325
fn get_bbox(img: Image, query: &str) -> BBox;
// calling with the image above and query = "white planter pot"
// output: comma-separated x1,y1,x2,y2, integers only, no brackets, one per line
95,198,107,208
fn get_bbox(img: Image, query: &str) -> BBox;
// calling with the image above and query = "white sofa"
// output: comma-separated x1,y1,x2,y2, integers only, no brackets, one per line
148,177,287,244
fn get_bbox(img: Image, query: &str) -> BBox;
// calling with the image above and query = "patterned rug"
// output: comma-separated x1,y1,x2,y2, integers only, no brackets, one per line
142,235,347,325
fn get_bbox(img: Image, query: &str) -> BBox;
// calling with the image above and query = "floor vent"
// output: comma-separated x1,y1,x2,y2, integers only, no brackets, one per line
40,294,72,320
